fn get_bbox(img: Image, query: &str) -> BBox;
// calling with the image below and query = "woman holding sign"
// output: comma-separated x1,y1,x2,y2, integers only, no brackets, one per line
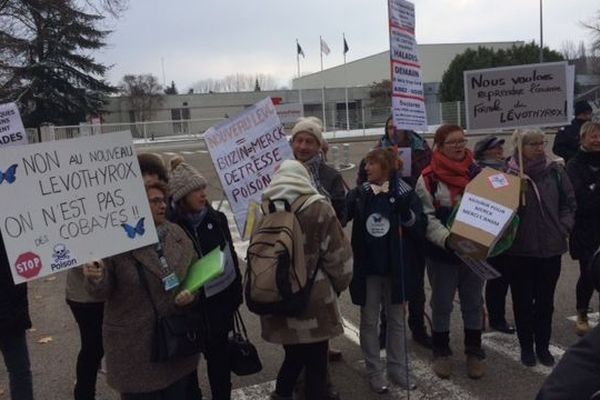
169,157,242,400
83,181,201,399
495,128,576,367
414,124,485,380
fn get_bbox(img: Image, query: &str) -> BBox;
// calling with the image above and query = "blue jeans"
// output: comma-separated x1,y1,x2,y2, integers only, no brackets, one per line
0,331,34,400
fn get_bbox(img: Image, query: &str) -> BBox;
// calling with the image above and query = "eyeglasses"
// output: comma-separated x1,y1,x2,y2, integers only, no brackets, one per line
149,197,166,205
524,141,547,147
443,139,468,147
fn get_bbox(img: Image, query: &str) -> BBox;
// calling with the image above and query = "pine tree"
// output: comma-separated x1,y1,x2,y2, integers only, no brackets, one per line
0,0,115,127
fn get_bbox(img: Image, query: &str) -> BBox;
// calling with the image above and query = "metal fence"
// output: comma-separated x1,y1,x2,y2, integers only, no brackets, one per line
39,101,470,143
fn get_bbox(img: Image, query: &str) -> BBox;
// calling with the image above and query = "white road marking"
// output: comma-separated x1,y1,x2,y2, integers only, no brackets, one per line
232,380,275,400
181,150,196,155
342,317,478,400
567,312,599,328
163,151,177,156
481,331,564,376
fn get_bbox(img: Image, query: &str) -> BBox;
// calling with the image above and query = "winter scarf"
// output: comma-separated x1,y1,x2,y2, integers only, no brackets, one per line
262,160,326,212
506,155,550,180
430,149,477,204
303,154,332,199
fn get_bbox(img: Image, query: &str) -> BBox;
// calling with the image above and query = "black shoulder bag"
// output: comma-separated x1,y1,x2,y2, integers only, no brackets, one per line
135,262,206,362
228,310,262,375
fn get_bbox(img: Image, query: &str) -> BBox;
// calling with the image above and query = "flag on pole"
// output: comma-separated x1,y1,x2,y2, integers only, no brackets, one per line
343,37,349,55
297,42,305,58
320,37,331,55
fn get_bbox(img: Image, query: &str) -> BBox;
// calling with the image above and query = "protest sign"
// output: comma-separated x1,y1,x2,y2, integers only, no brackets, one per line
275,103,303,125
388,0,428,132
204,98,293,235
449,168,521,260
397,147,412,177
464,62,573,131
0,131,158,284
0,102,28,147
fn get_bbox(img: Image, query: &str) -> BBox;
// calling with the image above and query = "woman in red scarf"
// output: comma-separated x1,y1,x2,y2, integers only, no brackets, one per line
415,124,485,380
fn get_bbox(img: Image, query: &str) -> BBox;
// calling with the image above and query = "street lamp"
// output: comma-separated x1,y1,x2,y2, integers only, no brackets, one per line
539,0,544,63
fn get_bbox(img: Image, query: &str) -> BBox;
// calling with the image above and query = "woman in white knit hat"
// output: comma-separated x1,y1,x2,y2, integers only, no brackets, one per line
168,156,243,400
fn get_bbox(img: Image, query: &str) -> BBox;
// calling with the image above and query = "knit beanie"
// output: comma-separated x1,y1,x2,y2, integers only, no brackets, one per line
291,117,323,145
168,156,208,203
574,100,592,117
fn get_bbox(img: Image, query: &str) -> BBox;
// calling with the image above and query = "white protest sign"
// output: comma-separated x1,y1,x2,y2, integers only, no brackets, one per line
388,0,428,132
464,62,572,131
457,254,501,281
275,103,304,124
0,102,28,147
0,131,158,284
204,98,293,235
454,192,514,237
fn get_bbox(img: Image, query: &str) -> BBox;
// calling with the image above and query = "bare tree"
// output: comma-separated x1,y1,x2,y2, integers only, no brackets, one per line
560,40,578,61
191,73,279,93
119,74,164,122
583,11,600,54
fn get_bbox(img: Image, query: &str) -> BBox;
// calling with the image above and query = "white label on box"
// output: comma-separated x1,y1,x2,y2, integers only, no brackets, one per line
454,192,513,237
488,173,509,189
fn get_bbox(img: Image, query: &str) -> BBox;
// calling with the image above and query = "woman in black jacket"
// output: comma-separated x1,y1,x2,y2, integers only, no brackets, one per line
566,121,600,336
168,157,243,400
0,235,34,400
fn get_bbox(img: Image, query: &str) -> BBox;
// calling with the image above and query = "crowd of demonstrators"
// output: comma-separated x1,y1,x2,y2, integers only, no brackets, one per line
415,124,486,380
260,160,353,400
168,157,243,400
553,100,594,163
357,116,433,350
0,235,34,400
290,117,347,400
473,135,515,335
346,148,425,393
566,121,600,336
83,181,201,399
494,129,576,367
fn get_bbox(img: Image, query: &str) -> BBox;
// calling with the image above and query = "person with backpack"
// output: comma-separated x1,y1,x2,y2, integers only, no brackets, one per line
0,235,34,400
346,147,425,394
414,124,485,380
493,128,576,367
249,159,352,400
168,156,243,400
566,121,600,336
357,116,433,350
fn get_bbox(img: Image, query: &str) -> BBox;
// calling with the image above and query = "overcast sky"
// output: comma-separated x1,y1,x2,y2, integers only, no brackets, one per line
96,0,599,90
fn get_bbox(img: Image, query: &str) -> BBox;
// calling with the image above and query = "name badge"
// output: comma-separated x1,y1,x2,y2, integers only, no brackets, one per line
163,273,181,291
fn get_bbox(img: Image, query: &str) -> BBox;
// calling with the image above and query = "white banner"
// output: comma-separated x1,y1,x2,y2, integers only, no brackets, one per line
388,0,428,132
0,102,28,147
463,62,573,131
204,98,293,235
0,131,158,284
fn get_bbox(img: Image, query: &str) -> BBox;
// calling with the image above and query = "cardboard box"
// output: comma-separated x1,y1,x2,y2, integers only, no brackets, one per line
448,167,521,260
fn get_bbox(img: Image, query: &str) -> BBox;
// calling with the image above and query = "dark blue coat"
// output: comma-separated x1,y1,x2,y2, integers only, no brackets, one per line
346,175,426,306
0,235,31,337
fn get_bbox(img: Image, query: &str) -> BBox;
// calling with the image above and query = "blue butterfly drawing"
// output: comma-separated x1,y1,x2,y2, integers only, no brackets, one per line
121,217,145,239
0,164,18,184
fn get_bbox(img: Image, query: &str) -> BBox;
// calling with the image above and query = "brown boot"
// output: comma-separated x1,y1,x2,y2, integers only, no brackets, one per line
432,356,452,379
466,355,485,379
575,310,592,336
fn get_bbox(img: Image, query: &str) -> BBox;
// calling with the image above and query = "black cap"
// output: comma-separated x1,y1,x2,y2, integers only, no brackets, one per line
574,100,593,116
474,135,505,160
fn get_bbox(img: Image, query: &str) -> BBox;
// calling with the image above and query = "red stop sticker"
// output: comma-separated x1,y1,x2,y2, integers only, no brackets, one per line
14,252,43,279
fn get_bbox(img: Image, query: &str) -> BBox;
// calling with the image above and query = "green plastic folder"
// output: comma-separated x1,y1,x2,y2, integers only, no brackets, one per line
182,247,225,293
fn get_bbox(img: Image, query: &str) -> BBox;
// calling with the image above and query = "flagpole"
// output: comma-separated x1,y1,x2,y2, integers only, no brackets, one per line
344,33,350,131
296,39,303,115
320,35,327,131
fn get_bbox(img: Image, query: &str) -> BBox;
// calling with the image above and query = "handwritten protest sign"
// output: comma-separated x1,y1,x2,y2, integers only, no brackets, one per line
204,98,293,235
0,131,158,284
464,62,573,131
0,103,28,147
388,0,428,132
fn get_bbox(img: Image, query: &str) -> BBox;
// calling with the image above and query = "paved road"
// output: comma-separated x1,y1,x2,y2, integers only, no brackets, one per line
1,136,590,400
